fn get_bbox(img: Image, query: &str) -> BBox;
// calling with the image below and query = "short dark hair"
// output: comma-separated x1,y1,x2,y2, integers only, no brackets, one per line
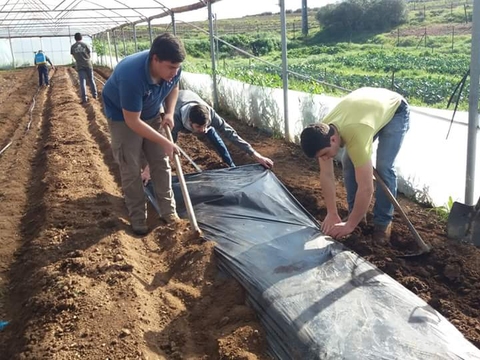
189,105,210,126
149,33,186,63
300,123,335,158
74,32,82,41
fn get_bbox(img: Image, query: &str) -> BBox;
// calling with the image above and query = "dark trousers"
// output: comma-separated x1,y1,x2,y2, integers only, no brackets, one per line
37,66,49,86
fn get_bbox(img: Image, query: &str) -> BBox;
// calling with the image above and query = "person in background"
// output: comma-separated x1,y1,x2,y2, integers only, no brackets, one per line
34,50,54,87
141,89,274,183
300,87,410,243
102,33,186,236
70,32,98,104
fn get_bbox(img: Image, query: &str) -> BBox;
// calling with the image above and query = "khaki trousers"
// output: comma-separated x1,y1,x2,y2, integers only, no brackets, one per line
108,116,176,223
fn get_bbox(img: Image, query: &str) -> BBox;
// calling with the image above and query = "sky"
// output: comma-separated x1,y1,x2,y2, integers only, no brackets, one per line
157,0,338,23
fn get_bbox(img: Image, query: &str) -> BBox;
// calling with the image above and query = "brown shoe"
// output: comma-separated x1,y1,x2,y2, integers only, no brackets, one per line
373,223,392,245
132,219,149,236
161,213,180,225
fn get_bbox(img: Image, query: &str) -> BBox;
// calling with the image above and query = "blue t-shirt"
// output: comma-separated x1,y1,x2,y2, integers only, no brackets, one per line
102,50,181,121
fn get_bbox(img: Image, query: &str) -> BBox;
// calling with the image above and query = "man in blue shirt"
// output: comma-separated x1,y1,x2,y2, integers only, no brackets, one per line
102,33,186,235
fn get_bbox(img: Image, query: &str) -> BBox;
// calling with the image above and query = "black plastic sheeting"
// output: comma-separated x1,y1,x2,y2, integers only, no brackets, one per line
146,164,480,359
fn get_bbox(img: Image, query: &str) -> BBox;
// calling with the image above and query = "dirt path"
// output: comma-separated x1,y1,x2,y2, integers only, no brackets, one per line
0,65,478,358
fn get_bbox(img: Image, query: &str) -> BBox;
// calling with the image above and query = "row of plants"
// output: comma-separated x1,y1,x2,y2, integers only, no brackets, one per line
283,47,470,76
184,59,469,108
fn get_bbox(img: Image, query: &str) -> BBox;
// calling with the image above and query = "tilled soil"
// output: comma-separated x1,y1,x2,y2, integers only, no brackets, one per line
0,66,478,359
0,67,268,359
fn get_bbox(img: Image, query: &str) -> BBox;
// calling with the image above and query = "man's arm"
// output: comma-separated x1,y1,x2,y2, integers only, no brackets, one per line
319,157,338,215
210,110,254,154
46,56,54,67
171,111,185,143
327,159,374,239
318,157,342,233
210,110,273,168
348,160,374,227
161,85,179,130
123,109,175,158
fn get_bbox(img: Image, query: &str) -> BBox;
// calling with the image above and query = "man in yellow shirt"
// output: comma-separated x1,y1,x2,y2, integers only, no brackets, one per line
300,87,410,243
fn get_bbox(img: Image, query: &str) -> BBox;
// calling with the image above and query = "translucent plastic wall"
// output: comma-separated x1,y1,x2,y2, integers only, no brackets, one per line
181,71,480,208
0,36,93,69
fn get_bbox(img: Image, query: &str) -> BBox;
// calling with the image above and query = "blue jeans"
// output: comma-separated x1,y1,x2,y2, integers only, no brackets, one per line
37,66,49,86
205,127,235,167
342,101,410,226
78,68,97,102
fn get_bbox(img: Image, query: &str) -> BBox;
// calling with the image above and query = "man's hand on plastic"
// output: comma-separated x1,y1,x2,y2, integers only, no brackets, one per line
161,113,174,130
141,165,151,186
321,213,342,235
254,152,274,169
327,222,356,239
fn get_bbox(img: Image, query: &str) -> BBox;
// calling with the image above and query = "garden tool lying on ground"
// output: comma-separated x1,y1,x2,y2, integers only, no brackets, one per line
165,126,202,237
447,196,480,247
175,145,203,173
373,168,432,256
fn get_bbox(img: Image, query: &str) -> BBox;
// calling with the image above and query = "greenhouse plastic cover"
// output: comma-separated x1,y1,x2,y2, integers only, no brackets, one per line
146,164,480,359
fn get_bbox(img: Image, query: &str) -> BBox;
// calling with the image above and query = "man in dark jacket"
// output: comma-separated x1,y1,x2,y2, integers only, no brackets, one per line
141,90,274,183
172,89,273,168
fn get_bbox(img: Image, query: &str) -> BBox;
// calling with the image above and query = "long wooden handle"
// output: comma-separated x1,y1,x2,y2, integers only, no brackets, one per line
165,126,201,235
373,168,431,253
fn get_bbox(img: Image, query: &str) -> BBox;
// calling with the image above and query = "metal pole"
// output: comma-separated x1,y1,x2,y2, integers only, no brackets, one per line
7,28,15,69
214,13,219,64
133,24,138,53
148,19,153,45
112,30,119,64
208,0,219,109
280,0,291,141
106,31,113,68
171,12,176,35
465,0,480,204
122,27,127,56
102,33,107,66
302,0,309,36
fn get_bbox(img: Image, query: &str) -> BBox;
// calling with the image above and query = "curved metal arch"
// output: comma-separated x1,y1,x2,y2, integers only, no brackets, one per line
111,0,149,25
52,0,124,36
57,0,129,34
151,0,173,14
15,0,56,36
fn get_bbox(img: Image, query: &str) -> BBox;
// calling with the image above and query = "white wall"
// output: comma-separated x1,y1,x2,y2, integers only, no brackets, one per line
0,36,93,69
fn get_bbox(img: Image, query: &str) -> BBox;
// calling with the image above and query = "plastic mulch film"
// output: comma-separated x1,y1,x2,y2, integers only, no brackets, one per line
146,164,480,359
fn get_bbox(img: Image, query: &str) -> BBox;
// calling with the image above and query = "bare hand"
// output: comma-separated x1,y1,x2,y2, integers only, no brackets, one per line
162,140,178,161
161,113,174,130
327,222,356,239
321,213,342,234
256,155,274,169
141,165,151,185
